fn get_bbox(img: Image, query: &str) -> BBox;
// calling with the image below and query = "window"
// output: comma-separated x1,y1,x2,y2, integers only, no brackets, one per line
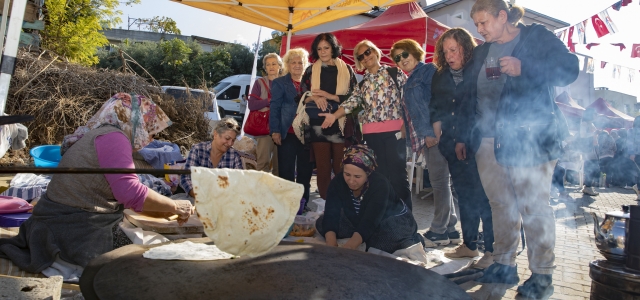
212,82,231,93
216,85,241,100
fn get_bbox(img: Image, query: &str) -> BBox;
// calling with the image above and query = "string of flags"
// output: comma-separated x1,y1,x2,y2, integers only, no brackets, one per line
583,56,638,83
555,0,638,58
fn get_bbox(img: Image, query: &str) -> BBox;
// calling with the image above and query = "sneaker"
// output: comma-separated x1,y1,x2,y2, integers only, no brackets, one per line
447,230,462,244
472,251,494,269
475,262,519,284
423,231,450,246
444,244,479,259
517,273,554,299
582,186,599,196
625,184,635,190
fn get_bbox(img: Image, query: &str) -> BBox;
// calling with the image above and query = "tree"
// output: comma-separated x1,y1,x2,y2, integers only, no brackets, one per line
139,16,181,34
42,0,140,66
219,44,254,74
257,40,281,75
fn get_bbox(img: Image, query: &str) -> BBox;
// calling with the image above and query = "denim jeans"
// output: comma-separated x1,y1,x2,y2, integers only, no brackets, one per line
447,156,494,252
363,131,411,209
423,145,457,234
277,134,312,202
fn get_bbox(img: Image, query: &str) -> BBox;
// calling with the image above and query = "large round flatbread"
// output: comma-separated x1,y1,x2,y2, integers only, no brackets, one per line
191,167,303,257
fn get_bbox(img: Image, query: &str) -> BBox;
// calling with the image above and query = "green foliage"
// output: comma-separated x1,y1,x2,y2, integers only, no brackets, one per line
140,16,181,34
97,39,232,88
161,39,192,66
42,0,140,66
220,44,254,74
257,41,281,75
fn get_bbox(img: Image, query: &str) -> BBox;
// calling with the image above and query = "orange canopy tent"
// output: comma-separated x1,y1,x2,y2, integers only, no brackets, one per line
281,2,451,67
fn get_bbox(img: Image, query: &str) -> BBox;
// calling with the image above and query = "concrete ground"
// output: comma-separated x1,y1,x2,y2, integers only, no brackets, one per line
310,175,630,299
410,182,632,299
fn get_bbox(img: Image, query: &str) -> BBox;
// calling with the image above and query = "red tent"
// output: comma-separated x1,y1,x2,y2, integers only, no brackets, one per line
555,92,585,130
586,98,634,129
280,2,450,67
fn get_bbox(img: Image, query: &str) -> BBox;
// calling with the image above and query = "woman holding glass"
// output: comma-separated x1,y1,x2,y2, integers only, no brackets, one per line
321,40,410,209
458,0,578,297
300,33,357,200
247,53,283,175
270,48,313,203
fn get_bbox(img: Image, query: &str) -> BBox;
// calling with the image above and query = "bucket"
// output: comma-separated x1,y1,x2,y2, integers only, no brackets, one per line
30,145,62,167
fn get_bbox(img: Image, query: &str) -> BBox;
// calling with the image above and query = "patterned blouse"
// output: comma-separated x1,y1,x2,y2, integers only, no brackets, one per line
179,141,243,196
340,65,407,125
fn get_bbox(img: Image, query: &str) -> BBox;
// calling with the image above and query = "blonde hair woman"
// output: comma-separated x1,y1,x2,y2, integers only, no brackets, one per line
269,48,313,203
247,53,283,175
458,0,579,297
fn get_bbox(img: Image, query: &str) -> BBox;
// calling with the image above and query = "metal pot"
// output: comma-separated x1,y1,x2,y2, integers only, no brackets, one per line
591,205,630,262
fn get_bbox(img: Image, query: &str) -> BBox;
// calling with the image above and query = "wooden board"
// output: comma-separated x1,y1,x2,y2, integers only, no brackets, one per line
123,209,204,234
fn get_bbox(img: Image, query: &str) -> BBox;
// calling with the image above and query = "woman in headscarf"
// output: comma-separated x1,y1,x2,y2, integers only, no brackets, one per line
426,28,495,269
180,117,244,198
321,40,411,209
458,0,578,297
270,48,313,202
300,32,357,201
0,93,194,277
247,53,283,174
316,145,424,256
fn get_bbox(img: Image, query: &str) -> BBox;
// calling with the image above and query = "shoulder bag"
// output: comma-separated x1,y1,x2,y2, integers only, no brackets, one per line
244,78,271,136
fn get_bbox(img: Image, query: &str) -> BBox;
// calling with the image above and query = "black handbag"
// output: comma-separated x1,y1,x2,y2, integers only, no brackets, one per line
305,101,338,119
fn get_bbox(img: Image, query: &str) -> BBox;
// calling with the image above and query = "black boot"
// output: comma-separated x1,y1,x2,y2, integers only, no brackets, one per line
517,273,554,299
475,262,519,284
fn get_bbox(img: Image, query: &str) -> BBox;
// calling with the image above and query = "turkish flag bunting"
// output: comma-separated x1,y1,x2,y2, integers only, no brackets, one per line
601,61,608,68
611,43,626,51
632,44,640,58
567,26,575,52
592,14,610,37
586,43,600,50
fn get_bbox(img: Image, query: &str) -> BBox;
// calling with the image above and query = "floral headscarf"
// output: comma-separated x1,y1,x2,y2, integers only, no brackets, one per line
342,144,378,175
61,93,172,155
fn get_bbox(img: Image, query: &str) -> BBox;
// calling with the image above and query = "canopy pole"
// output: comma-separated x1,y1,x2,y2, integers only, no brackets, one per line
0,0,27,115
286,7,293,52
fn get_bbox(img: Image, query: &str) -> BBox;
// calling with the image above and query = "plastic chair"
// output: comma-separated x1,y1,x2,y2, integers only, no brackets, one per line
406,152,417,194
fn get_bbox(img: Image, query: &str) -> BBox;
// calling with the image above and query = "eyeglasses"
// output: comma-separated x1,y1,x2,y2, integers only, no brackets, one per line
393,51,410,63
223,121,240,132
356,47,374,61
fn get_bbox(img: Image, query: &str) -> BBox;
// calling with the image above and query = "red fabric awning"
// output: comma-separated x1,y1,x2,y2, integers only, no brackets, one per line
280,2,452,67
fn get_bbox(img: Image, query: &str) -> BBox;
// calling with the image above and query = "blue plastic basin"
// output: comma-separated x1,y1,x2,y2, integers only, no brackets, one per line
30,145,62,167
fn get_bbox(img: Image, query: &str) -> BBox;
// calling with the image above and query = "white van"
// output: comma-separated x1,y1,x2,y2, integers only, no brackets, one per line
161,86,220,122
212,74,257,121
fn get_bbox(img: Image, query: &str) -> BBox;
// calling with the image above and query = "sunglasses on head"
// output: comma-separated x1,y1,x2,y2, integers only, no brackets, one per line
356,47,374,62
393,51,410,63
224,122,240,131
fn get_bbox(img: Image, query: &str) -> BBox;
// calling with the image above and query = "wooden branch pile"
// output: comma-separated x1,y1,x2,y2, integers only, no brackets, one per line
3,50,210,162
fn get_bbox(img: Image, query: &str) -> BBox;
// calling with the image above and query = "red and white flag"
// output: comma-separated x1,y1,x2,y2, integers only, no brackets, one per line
632,44,640,58
567,26,576,52
592,10,618,38
601,61,608,68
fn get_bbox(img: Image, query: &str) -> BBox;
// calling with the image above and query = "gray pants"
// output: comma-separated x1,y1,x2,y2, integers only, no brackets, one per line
475,138,556,274
424,145,457,234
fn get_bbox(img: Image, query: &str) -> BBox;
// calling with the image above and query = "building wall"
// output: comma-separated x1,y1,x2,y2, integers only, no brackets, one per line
595,88,638,116
102,29,225,52
565,55,595,109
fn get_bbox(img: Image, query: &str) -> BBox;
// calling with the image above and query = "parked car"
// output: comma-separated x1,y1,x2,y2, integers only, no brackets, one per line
212,74,256,121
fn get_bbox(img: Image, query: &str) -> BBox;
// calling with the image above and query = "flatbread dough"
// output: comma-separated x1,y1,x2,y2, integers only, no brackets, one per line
191,167,303,257
143,241,236,260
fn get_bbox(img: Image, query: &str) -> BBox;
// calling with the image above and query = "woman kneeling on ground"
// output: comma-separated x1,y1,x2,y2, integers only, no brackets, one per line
0,93,194,277
316,145,425,256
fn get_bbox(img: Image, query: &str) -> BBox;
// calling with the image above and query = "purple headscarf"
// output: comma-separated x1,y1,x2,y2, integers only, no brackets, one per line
342,144,378,175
